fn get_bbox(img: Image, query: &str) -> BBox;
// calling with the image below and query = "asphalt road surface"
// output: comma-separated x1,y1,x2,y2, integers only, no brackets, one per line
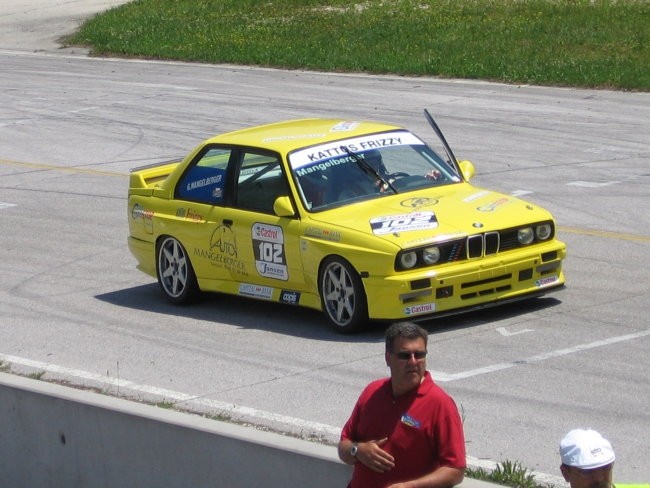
1,2,649,484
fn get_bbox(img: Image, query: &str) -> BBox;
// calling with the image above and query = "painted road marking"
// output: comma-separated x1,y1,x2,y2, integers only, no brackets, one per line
557,225,650,243
567,180,621,188
1,158,128,177
0,202,17,210
496,326,534,337
431,329,650,382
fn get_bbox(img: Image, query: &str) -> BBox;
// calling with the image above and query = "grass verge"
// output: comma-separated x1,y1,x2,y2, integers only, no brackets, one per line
467,461,552,488
65,0,649,91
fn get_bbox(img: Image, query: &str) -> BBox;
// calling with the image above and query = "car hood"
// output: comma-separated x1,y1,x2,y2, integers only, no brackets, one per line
307,183,553,248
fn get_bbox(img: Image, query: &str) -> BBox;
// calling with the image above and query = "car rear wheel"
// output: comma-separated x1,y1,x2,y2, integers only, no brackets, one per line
156,236,198,304
319,256,368,333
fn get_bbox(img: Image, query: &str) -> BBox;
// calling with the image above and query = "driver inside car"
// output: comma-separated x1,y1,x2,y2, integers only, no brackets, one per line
361,150,394,193
362,150,442,192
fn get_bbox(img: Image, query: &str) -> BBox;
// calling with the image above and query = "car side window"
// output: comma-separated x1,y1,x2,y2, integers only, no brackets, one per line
234,152,289,214
176,147,231,204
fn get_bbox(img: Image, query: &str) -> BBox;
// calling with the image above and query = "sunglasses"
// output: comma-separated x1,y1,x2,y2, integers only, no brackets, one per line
394,351,427,360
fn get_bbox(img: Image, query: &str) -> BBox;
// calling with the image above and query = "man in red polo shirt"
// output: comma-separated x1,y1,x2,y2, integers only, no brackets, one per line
338,322,466,488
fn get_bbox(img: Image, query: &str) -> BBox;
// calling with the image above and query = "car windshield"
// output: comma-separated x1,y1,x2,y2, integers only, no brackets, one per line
288,130,462,211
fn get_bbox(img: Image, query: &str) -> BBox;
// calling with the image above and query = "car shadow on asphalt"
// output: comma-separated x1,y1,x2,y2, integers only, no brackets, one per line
95,283,563,343
95,283,374,343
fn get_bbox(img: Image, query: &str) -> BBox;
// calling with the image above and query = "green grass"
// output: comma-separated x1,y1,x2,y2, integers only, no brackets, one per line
65,0,649,91
27,370,46,380
467,461,546,488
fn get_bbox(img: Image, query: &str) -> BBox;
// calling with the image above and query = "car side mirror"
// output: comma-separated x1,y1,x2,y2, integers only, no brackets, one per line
458,160,475,181
273,196,295,217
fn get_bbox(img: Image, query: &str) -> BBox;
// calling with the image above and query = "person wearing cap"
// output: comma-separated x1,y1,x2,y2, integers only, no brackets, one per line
560,429,648,488
560,429,615,488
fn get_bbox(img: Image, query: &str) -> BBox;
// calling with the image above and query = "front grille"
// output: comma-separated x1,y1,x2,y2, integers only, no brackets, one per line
498,229,521,251
411,278,431,290
396,221,556,272
485,232,500,254
436,222,554,263
461,273,513,289
461,284,512,300
541,250,558,262
467,235,483,258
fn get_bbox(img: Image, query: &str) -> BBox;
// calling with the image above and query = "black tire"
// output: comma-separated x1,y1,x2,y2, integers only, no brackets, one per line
319,256,368,333
156,236,199,304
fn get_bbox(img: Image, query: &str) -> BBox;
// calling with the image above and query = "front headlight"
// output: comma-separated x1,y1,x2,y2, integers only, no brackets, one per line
536,223,552,240
422,246,441,265
517,227,534,245
399,251,418,269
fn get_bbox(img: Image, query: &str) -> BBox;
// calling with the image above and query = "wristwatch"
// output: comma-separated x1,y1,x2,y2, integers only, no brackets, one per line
350,443,358,457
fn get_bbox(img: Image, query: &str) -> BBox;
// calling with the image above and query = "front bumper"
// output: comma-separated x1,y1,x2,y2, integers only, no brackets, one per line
363,240,566,320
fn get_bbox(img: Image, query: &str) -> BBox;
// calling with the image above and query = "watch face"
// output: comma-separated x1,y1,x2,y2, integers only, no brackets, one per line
350,445,358,456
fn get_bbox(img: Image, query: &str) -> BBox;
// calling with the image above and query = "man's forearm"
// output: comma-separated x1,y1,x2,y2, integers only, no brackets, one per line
338,439,357,465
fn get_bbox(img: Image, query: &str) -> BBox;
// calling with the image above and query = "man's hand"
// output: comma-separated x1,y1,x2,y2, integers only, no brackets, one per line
356,438,395,473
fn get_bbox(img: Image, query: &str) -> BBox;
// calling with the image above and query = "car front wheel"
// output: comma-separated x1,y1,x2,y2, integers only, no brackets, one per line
319,256,368,333
156,236,198,304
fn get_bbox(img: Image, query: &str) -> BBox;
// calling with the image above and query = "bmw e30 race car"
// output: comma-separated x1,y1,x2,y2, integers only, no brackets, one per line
128,110,566,333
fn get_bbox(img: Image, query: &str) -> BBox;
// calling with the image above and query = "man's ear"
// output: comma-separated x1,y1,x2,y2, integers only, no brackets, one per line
385,350,391,367
560,464,571,482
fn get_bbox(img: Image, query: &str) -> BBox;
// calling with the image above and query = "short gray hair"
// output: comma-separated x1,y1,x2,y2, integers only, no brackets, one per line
385,322,428,353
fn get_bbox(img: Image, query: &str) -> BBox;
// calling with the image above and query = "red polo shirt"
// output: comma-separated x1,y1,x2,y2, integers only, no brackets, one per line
341,371,466,488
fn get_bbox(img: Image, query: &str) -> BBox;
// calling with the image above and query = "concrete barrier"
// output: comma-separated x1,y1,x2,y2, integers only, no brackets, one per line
0,372,499,488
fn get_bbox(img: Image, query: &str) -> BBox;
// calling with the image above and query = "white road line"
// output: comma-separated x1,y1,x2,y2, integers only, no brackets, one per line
567,180,620,188
431,330,650,382
496,326,534,337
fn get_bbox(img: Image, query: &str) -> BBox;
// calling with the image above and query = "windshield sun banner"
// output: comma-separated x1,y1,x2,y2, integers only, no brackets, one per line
288,131,424,169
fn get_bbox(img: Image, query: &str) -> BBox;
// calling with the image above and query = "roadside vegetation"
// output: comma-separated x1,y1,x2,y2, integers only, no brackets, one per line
467,461,551,488
65,0,649,91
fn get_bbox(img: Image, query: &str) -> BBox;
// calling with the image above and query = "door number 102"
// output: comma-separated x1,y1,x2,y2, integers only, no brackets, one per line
258,242,283,263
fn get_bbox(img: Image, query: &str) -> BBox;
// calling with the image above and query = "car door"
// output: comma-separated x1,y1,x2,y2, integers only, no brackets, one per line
224,149,308,300
173,145,239,284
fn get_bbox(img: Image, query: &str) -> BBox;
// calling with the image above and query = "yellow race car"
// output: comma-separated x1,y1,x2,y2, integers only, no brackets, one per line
128,111,566,333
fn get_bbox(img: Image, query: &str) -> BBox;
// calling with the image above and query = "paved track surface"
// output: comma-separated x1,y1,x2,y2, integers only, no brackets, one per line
1,1,649,483
0,0,130,52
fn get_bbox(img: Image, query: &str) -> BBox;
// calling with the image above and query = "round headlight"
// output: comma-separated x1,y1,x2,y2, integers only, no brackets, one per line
399,251,418,269
422,246,441,265
517,227,534,245
536,223,552,240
